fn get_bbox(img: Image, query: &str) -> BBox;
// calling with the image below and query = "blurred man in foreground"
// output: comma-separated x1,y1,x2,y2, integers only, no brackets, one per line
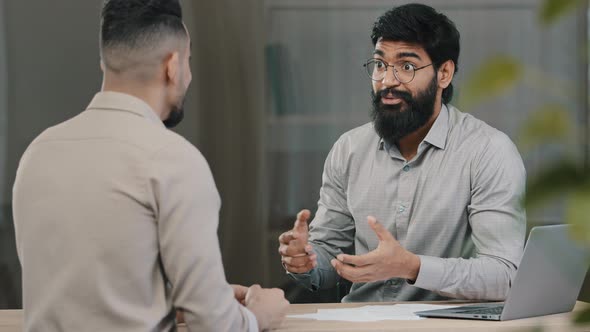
13,0,288,330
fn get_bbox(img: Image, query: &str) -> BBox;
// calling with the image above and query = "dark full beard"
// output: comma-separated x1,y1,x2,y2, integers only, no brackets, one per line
370,75,438,146
163,97,186,128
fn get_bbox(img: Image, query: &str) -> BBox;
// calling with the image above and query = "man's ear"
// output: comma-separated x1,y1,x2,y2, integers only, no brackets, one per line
100,60,105,72
165,51,180,85
437,60,455,89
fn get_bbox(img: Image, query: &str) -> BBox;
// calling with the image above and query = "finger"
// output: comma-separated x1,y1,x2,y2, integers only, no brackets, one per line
278,242,304,256
271,287,285,298
231,284,248,302
367,216,395,242
283,253,317,273
331,259,361,280
331,259,373,283
278,241,307,256
282,254,317,268
284,260,316,274
294,209,310,233
283,254,317,269
246,284,261,297
245,284,261,304
335,252,376,267
282,255,310,268
278,231,296,244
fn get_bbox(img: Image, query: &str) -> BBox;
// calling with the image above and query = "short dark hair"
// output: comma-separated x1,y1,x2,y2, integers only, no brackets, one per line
100,0,187,73
371,3,460,104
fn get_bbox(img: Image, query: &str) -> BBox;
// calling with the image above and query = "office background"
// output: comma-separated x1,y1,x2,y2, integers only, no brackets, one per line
0,0,587,308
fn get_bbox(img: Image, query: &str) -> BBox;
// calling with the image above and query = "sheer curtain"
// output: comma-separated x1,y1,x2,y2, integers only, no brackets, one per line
182,0,269,286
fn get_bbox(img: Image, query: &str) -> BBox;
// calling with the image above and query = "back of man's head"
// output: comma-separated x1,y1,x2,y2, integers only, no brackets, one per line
100,0,187,80
371,3,460,104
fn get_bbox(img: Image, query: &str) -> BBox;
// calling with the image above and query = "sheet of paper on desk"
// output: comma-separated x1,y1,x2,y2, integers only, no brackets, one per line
288,304,459,322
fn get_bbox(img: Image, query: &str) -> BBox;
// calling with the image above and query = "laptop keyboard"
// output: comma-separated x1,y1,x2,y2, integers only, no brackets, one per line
461,306,504,315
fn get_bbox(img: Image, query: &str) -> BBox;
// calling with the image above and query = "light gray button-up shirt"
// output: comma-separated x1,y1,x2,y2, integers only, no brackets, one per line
290,104,526,302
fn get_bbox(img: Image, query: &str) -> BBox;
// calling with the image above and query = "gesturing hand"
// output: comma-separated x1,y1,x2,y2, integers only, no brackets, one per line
330,216,421,283
278,209,317,273
231,284,248,305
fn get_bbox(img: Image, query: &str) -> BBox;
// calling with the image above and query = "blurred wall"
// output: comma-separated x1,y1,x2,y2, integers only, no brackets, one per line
2,1,103,204
0,0,7,206
0,0,105,309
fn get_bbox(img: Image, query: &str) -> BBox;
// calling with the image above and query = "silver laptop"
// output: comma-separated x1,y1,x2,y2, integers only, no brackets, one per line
416,224,589,321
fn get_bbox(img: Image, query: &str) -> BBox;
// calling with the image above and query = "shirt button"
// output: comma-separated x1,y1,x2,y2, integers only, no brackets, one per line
403,165,410,172
398,205,405,213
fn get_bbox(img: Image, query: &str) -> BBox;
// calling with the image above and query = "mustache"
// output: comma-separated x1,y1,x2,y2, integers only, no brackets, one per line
377,88,412,103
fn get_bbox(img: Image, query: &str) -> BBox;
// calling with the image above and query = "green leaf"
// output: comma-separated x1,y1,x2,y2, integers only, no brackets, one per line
566,187,590,243
526,160,585,210
574,306,590,324
518,104,572,151
539,0,584,25
458,56,522,109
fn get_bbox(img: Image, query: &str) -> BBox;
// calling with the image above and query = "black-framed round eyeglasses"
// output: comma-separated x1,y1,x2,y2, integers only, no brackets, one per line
363,59,432,83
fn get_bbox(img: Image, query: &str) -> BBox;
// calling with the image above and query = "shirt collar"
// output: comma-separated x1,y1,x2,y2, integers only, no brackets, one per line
377,104,449,151
86,91,165,128
423,103,449,150
378,136,388,151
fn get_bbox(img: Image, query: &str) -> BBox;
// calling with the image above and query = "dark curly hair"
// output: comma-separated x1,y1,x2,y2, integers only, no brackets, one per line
371,3,460,104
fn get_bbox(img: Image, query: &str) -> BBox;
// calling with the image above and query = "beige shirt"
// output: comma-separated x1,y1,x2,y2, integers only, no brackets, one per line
13,92,257,331
290,105,526,302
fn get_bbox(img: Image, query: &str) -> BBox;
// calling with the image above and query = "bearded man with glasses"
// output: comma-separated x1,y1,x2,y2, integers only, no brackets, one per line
278,3,526,302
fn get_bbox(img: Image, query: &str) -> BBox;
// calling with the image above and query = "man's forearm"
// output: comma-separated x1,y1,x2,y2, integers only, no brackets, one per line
412,254,517,300
288,242,341,291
